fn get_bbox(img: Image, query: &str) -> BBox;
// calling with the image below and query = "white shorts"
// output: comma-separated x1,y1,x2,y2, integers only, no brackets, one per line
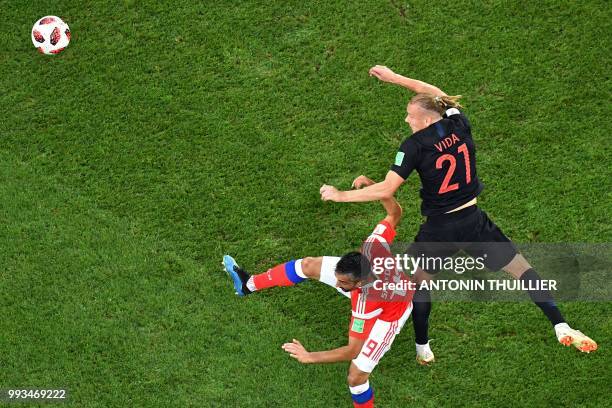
352,304,413,373
319,256,350,298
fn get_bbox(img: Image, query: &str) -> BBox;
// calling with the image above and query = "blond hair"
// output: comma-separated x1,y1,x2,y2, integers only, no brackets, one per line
410,93,463,115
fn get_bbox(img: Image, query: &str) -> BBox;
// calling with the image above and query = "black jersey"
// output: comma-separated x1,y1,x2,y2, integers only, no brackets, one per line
390,108,484,216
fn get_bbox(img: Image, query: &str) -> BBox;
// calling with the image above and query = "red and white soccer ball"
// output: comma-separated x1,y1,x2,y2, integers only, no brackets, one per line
31,16,70,55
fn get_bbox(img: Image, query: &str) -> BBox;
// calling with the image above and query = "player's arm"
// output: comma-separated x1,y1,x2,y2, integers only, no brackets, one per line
282,336,364,364
321,137,418,204
321,171,404,203
369,65,447,97
352,175,402,229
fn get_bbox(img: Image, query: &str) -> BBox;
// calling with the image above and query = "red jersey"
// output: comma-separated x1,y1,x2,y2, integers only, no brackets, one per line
349,220,413,339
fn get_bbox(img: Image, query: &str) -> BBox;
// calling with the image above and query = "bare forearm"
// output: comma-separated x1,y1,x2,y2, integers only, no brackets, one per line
283,338,363,364
337,182,394,203
308,346,356,364
390,74,445,96
381,196,402,227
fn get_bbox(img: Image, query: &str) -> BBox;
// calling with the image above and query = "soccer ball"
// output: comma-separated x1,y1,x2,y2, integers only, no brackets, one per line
31,16,70,55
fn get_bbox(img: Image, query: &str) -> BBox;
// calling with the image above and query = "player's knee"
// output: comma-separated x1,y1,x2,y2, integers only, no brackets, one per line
300,257,321,279
413,267,437,286
502,254,532,279
347,367,369,387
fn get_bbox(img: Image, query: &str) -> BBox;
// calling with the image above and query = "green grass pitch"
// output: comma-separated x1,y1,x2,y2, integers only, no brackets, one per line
1,1,610,406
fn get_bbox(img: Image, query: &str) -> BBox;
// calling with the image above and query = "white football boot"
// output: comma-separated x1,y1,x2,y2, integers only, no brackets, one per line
416,342,435,365
554,323,598,353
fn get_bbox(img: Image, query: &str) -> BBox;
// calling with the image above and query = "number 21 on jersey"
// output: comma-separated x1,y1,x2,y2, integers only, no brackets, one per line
436,142,471,194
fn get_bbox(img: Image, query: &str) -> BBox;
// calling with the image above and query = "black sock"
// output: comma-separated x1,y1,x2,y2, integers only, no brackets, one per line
234,266,252,295
520,268,565,326
412,286,431,345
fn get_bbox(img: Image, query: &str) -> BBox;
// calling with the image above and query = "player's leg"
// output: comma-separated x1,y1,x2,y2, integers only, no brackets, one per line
223,255,350,298
500,253,565,329
347,363,373,408
465,208,597,352
348,306,411,407
407,224,459,365
500,253,597,352
276,255,350,297
411,266,436,365
463,209,566,326
222,255,307,296
464,212,565,326
470,214,564,325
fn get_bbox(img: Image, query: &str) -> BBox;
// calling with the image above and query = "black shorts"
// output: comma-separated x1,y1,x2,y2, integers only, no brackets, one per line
406,205,518,273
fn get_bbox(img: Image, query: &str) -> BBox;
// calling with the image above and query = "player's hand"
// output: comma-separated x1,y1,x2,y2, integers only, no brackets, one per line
369,65,397,83
320,184,340,202
282,339,313,364
352,175,375,189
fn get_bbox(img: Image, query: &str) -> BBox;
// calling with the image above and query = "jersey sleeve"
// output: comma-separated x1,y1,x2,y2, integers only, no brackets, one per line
349,291,382,339
348,314,378,339
362,220,396,271
371,220,396,244
444,108,471,132
390,137,420,180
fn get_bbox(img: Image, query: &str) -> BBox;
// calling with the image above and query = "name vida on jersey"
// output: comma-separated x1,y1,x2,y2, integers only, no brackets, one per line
434,133,460,152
